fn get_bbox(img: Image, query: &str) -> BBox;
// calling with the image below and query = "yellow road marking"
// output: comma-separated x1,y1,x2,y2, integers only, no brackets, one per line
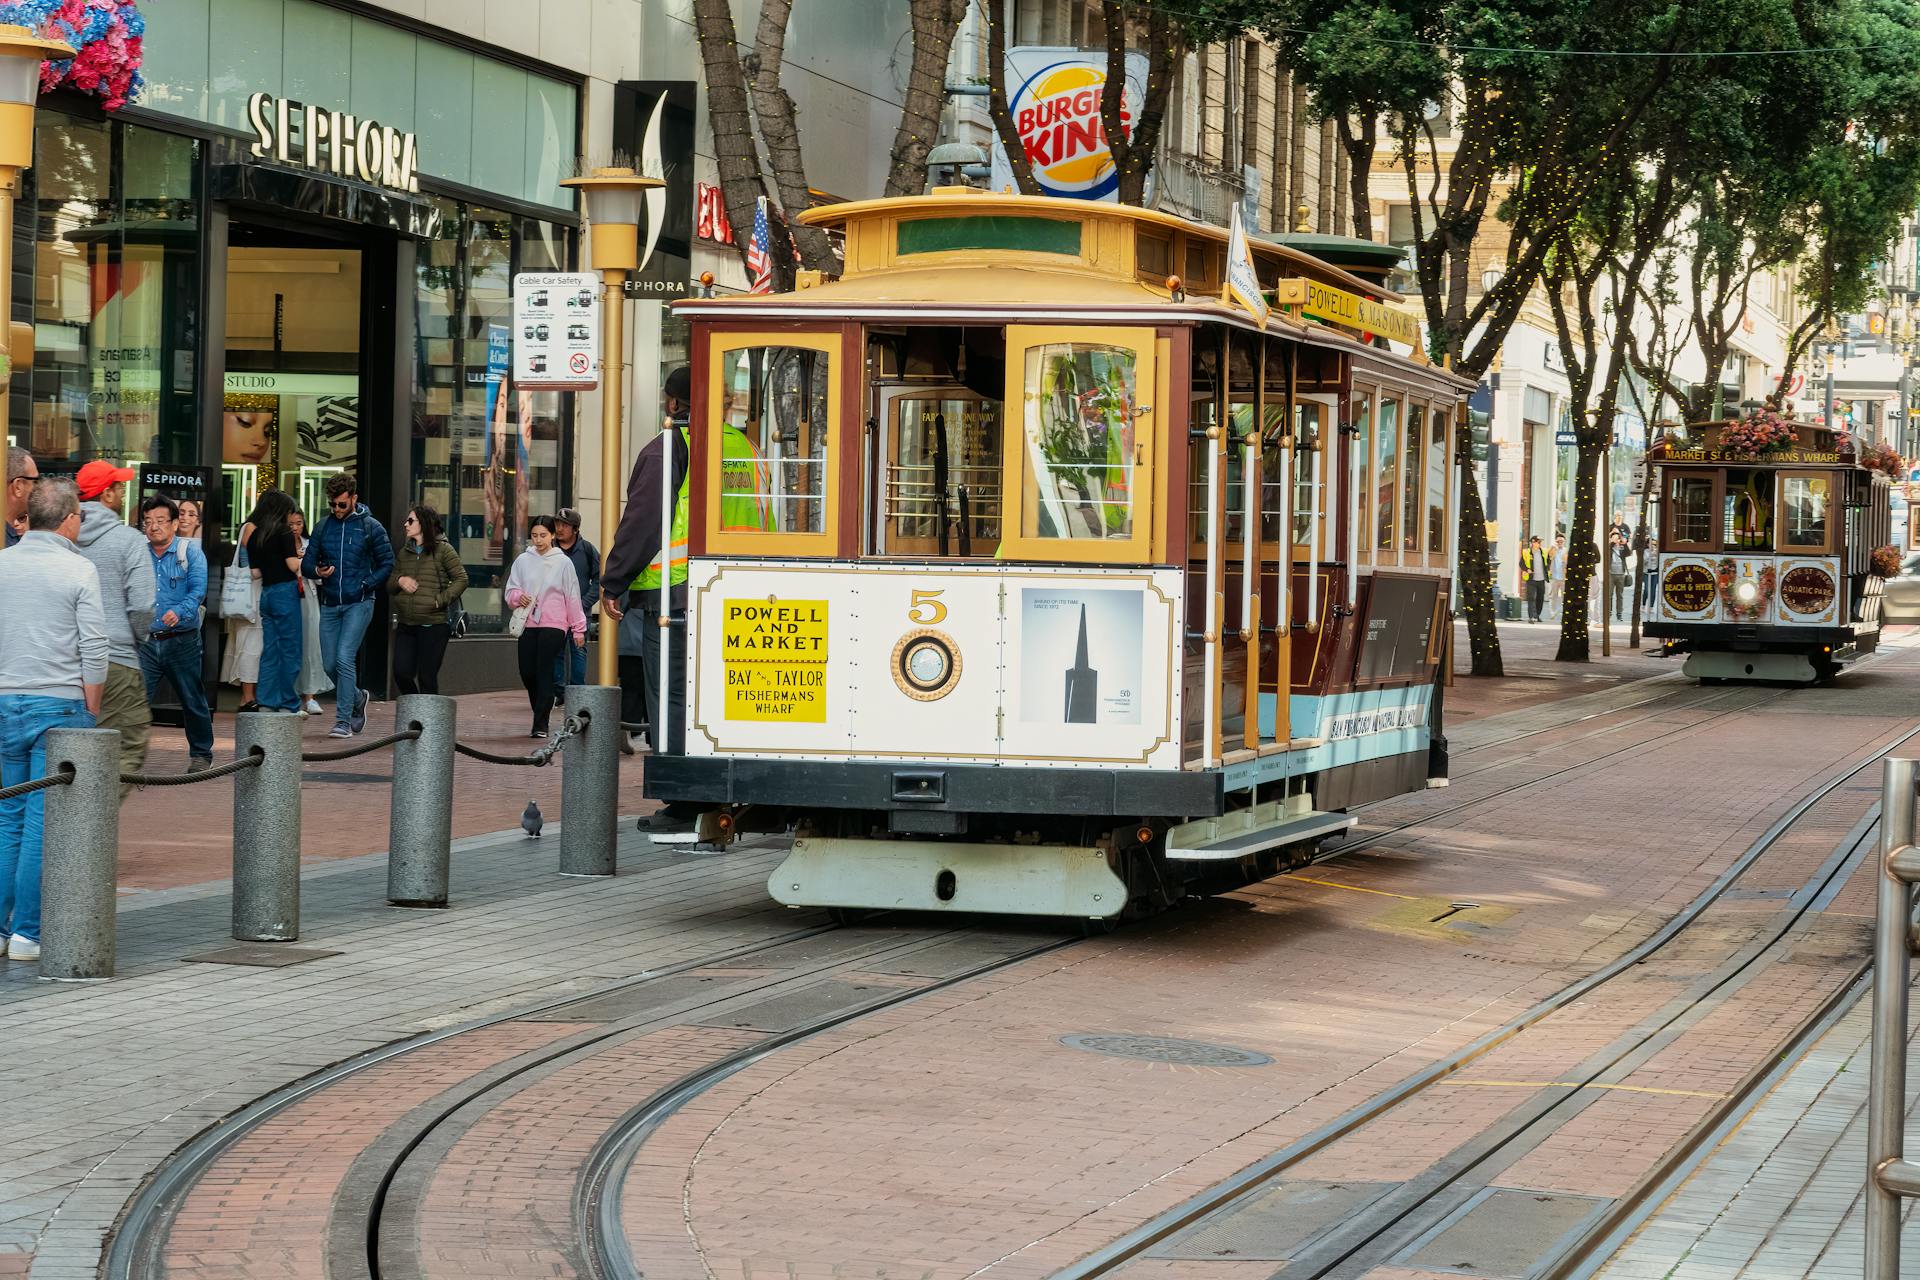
1291,876,1422,901
1441,1079,1728,1100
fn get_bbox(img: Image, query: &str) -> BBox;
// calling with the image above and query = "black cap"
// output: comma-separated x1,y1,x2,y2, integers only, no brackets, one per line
663,365,690,401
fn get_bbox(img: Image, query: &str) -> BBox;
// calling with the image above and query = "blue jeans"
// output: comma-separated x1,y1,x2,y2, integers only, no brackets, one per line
0,694,96,942
318,597,375,726
140,631,215,759
552,638,587,700
257,581,304,712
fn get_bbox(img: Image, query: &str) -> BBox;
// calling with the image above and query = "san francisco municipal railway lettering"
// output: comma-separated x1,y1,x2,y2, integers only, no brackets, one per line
722,599,829,723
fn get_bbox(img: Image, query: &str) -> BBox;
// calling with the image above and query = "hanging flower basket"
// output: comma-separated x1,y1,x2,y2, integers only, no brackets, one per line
0,1,144,111
1859,440,1904,480
1718,408,1799,459
1872,544,1903,578
1715,557,1776,620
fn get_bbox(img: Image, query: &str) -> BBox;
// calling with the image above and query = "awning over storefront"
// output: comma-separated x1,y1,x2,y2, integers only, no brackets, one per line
210,163,441,238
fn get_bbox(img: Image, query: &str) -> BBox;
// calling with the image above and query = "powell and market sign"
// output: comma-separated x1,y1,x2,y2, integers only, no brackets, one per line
246,92,420,193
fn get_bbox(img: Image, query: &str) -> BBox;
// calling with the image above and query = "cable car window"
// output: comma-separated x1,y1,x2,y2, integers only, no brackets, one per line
1375,398,1400,551
1721,469,1773,549
1018,341,1140,542
1292,402,1325,550
704,332,843,556
885,394,1001,555
1403,405,1425,551
1779,472,1834,552
1664,472,1718,549
1426,404,1449,556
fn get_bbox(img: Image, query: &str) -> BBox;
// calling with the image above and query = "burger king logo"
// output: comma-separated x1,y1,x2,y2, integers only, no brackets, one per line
1011,60,1135,199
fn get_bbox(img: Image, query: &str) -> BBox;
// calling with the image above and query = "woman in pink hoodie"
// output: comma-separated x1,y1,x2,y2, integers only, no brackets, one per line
504,516,586,737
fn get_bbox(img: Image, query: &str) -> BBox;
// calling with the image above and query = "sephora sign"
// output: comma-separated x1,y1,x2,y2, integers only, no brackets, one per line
246,92,421,194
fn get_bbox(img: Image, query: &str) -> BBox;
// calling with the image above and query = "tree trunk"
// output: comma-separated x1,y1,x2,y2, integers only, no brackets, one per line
1555,444,1601,661
1101,4,1181,206
748,0,836,273
886,0,970,197
1336,114,1376,240
984,0,1041,194
691,0,775,281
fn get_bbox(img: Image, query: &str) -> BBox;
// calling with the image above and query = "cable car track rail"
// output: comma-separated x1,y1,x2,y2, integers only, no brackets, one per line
1049,716,1920,1278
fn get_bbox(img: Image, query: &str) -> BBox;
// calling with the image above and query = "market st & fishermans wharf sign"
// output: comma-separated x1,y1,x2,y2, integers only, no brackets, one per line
1656,445,1844,465
246,92,420,193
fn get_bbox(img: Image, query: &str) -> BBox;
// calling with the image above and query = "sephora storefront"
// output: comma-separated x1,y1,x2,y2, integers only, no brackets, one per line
14,0,582,693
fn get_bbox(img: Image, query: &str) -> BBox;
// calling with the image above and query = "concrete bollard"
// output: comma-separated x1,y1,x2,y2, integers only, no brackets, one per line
39,728,122,981
387,694,456,907
232,711,304,941
559,684,620,877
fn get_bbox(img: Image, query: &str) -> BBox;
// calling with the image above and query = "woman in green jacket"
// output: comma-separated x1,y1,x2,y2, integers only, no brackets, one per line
390,504,468,694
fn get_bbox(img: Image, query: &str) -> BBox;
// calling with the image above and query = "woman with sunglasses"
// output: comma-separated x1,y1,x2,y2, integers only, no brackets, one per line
390,504,468,695
503,516,585,737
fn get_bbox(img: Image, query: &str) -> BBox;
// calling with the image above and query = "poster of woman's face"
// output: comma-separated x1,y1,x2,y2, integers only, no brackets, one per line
223,393,280,492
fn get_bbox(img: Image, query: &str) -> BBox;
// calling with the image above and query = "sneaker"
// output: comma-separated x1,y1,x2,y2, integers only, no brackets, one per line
349,689,369,734
327,723,353,739
303,698,323,715
531,728,549,739
187,756,213,774
7,936,39,961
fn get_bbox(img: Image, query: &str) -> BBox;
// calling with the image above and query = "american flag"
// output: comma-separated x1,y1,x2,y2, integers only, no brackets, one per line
747,196,775,294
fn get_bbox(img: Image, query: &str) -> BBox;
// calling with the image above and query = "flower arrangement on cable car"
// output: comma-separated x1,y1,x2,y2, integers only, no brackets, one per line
1715,556,1776,620
1872,544,1903,578
0,0,144,110
1719,407,1799,458
1857,439,1904,479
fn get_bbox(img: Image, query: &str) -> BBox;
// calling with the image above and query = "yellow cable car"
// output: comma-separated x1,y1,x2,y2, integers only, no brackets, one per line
649,189,1472,924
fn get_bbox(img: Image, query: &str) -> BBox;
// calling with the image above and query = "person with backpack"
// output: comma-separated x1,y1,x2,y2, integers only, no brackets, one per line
390,504,467,696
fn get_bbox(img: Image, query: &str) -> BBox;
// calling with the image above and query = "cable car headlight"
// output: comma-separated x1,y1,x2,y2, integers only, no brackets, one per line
1735,580,1759,605
892,629,962,701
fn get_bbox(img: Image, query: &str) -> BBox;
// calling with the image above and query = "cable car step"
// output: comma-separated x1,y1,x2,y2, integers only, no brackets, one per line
1165,809,1356,862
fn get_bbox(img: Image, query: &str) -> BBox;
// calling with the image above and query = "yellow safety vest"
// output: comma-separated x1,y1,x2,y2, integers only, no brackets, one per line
633,425,772,591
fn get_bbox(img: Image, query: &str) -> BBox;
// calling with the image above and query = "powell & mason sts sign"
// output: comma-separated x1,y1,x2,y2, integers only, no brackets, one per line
246,92,420,194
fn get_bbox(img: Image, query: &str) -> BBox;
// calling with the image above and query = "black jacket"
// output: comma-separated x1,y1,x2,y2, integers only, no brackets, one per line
603,419,690,610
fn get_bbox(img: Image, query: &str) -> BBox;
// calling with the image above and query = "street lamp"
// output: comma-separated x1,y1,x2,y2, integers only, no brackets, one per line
559,165,663,686
0,24,71,389
1820,325,1843,435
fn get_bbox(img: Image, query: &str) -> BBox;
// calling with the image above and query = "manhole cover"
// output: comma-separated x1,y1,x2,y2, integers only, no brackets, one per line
183,945,341,968
1060,1034,1273,1066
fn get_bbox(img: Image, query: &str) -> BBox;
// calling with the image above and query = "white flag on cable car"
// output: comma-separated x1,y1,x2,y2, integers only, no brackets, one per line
1224,204,1268,329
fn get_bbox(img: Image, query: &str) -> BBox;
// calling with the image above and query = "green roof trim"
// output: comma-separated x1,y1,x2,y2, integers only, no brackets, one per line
898,216,1082,257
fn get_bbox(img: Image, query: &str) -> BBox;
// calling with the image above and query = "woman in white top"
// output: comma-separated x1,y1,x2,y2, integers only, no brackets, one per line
289,509,334,715
219,520,264,708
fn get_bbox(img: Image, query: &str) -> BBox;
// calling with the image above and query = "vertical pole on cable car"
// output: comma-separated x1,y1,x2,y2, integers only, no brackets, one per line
1245,338,1265,750
1348,394,1362,615
1273,351,1292,747
657,364,675,762
1204,327,1227,769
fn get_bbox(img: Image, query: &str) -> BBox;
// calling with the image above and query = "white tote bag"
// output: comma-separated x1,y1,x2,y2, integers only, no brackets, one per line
217,541,258,623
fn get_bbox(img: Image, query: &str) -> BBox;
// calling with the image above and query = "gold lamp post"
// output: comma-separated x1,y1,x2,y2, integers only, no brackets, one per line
0,25,70,389
559,166,663,685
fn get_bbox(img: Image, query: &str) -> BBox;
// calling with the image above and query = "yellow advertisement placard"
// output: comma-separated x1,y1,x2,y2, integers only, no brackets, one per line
722,598,829,722
1272,278,1422,346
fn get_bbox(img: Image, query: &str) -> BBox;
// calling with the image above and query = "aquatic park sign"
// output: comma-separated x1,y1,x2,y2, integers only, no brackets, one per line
1272,278,1422,346
246,92,421,194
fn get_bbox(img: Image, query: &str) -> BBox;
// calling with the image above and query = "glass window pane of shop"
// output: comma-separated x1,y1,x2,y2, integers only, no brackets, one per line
23,114,200,472
412,202,570,635
716,345,829,534
1019,342,1139,542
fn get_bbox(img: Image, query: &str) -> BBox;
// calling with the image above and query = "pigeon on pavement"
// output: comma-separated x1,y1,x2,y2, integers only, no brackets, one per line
522,799,543,839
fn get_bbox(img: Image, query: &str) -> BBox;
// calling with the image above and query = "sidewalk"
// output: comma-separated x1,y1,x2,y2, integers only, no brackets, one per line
119,691,651,892
1448,616,1682,725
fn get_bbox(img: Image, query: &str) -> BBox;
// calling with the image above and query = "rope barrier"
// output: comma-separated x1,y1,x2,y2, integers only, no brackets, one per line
121,750,265,787
300,727,422,763
0,765,73,802
451,709,589,768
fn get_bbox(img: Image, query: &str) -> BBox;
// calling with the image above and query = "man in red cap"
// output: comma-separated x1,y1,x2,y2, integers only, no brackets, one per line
73,460,156,792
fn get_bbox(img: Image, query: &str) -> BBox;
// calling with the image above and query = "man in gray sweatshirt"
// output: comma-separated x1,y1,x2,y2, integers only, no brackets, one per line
73,460,155,792
0,478,106,961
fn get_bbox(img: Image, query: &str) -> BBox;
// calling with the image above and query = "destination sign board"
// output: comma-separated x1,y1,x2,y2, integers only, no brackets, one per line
1271,278,1422,346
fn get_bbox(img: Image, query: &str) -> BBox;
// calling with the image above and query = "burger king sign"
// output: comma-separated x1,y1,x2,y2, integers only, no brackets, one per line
989,47,1151,202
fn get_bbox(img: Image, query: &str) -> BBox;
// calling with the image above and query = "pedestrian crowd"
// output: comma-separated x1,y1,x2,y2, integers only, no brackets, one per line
1515,511,1641,625
0,356,730,960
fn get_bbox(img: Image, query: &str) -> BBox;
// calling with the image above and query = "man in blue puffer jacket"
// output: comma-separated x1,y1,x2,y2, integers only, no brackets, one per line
302,473,394,739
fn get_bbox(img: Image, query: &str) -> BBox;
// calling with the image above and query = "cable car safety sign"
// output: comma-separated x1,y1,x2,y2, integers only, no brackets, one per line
513,272,599,390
